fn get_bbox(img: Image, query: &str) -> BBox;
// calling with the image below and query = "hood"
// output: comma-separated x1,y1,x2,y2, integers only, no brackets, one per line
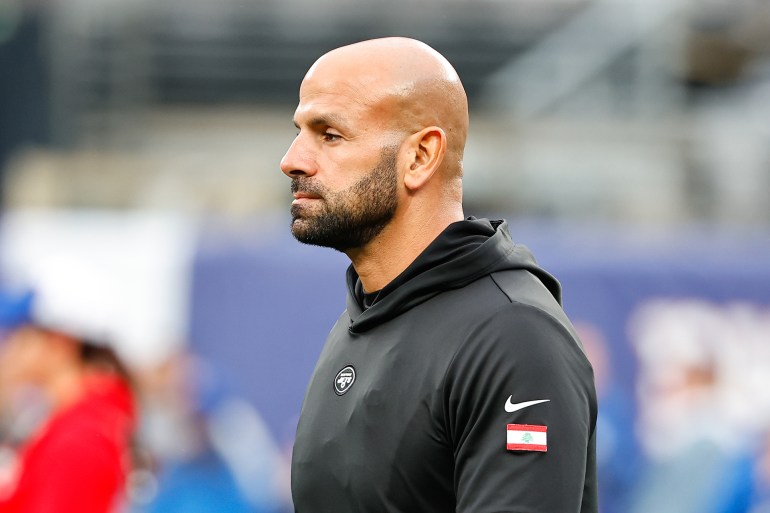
345,218,561,333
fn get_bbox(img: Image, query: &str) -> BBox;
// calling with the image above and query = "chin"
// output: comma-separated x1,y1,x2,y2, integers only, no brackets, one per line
290,217,313,238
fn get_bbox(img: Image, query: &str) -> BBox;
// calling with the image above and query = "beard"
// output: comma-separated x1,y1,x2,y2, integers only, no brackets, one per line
290,148,398,252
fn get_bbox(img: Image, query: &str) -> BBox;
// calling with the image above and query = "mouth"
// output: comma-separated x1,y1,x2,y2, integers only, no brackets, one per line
292,192,322,205
290,179,324,205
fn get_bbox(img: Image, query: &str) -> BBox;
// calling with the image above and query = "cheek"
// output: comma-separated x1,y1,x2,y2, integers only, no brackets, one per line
0,340,48,384
321,153,381,192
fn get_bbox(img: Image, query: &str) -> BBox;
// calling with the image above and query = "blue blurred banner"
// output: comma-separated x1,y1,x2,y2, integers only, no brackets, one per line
188,219,349,448
189,219,770,513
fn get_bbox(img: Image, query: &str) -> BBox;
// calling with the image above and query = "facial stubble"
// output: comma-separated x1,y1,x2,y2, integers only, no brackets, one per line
290,148,399,252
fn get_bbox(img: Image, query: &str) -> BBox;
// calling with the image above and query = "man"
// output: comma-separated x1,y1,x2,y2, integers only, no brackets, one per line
280,37,597,512
0,288,137,512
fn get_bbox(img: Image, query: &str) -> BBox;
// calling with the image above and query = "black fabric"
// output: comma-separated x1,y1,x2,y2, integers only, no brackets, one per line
346,217,561,332
292,218,598,513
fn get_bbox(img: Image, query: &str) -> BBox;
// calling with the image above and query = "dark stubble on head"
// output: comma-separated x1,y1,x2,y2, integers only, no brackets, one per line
290,147,399,252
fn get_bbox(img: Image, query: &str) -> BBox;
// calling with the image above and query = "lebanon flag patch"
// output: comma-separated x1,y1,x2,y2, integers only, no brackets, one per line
507,424,547,452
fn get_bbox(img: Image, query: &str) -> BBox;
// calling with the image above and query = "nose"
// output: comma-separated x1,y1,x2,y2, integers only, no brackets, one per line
280,136,316,178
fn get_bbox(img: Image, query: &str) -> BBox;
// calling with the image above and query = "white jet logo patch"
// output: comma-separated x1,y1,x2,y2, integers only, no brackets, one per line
334,365,356,395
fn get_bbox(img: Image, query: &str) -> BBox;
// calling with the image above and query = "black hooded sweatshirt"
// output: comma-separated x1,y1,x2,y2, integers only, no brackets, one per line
291,218,598,513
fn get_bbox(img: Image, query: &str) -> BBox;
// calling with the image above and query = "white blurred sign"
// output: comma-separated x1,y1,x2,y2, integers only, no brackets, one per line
0,209,197,370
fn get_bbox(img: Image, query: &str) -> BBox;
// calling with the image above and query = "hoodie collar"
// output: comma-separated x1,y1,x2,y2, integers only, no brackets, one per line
344,217,560,334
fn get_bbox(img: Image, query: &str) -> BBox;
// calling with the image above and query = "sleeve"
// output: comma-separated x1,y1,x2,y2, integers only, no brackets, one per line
21,425,123,513
443,302,597,513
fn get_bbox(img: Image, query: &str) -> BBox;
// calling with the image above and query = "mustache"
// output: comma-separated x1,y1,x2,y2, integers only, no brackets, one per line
291,177,325,196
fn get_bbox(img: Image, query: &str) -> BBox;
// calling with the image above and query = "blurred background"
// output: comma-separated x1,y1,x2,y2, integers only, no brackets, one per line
1,0,769,511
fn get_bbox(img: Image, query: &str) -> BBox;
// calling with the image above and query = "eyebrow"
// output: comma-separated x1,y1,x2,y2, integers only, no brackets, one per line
294,113,350,132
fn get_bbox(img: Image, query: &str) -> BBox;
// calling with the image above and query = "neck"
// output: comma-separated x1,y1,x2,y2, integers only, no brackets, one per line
347,202,463,292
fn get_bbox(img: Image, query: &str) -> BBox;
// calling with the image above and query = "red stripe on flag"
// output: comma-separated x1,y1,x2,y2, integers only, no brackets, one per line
507,443,548,452
507,424,547,432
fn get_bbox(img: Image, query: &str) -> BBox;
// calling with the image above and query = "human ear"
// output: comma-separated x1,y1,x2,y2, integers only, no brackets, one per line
403,127,446,191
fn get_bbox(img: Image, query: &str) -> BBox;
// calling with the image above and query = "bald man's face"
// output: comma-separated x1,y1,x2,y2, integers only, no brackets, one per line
280,54,405,251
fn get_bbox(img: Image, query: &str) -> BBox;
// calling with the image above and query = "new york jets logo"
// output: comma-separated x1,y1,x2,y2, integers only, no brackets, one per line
333,365,356,395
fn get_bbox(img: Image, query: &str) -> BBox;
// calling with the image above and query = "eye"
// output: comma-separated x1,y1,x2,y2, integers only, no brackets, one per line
322,131,342,142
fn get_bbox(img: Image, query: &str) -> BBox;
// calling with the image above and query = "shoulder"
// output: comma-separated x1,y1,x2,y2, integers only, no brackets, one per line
36,411,113,461
449,268,584,356
442,269,594,398
439,271,597,444
447,302,590,385
488,268,572,331
37,395,129,464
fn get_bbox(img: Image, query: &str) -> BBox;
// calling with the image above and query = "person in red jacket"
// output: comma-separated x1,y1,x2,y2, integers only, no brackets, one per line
0,289,137,513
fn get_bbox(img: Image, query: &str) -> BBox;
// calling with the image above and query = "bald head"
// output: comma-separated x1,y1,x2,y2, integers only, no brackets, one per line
301,37,469,173
281,37,467,279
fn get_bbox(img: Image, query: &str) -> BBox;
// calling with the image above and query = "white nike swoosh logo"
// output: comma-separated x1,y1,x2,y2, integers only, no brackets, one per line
505,397,550,413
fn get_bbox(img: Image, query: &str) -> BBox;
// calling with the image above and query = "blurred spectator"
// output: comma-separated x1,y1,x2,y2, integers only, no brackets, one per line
0,287,138,513
577,322,640,513
628,299,757,513
129,350,290,513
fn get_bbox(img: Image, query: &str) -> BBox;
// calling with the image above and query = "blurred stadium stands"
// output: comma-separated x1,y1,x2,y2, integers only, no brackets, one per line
2,1,770,512
2,0,769,223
